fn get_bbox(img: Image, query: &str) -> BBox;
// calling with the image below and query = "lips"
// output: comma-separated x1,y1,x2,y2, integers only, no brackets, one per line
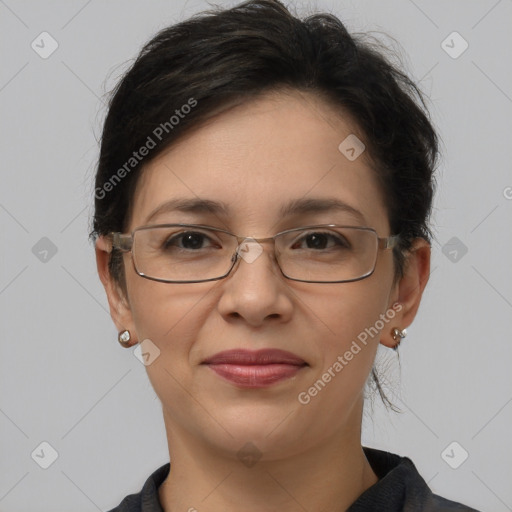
202,349,307,388
202,349,306,366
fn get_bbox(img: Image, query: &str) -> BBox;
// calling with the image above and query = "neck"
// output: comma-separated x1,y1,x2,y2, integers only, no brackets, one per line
158,414,378,512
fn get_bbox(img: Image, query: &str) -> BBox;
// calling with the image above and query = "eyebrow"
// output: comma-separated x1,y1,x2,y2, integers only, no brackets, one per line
145,198,229,223
278,197,367,224
144,197,367,225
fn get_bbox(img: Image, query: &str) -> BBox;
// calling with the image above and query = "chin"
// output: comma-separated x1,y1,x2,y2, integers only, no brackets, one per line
203,403,313,456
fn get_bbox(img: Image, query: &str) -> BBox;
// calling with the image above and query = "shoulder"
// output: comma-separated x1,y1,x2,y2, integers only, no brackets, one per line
106,462,170,512
106,492,141,512
353,447,481,512
420,493,481,512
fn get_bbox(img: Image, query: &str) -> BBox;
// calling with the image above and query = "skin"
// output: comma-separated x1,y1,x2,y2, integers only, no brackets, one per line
96,89,430,512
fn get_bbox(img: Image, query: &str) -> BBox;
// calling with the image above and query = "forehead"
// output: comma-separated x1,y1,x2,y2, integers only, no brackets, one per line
128,89,389,233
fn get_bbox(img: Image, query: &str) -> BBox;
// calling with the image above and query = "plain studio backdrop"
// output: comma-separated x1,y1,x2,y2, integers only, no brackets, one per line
1,1,511,511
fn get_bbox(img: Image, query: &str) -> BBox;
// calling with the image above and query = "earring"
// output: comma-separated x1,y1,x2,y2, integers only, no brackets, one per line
391,327,407,350
118,330,132,348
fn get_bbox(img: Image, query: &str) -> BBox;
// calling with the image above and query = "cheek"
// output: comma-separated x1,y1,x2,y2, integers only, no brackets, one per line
127,279,214,407
125,278,232,439
304,277,391,350
297,279,392,399
258,280,394,449
128,279,214,347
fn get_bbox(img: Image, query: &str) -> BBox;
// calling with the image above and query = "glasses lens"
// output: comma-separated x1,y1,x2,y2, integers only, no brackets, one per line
130,225,379,283
276,227,378,282
132,226,236,282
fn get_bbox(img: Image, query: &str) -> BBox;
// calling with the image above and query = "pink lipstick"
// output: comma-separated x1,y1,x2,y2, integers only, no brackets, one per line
202,349,307,388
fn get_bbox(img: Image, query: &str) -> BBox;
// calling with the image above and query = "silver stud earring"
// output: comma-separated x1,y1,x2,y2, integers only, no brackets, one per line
118,330,131,348
391,327,407,350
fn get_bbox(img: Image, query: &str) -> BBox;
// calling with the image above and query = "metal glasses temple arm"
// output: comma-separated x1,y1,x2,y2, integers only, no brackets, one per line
111,232,133,252
379,234,401,250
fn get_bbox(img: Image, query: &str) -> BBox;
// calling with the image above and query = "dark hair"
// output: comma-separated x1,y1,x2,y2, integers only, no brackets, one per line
90,0,439,410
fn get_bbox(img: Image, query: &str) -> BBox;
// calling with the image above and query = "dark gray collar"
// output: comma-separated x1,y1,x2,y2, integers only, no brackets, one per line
107,447,479,512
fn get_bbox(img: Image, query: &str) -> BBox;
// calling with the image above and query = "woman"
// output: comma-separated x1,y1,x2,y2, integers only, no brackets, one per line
92,0,480,510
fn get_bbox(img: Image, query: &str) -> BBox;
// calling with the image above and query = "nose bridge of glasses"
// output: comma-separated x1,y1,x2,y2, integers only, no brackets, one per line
234,235,279,266
234,234,276,245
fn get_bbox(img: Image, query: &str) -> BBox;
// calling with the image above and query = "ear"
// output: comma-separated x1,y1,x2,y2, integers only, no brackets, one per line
380,238,431,349
95,235,138,347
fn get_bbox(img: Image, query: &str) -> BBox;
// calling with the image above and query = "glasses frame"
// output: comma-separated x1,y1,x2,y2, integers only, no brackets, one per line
109,223,401,284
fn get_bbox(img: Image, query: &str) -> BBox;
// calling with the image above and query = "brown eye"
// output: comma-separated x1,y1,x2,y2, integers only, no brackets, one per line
292,231,350,250
163,231,216,251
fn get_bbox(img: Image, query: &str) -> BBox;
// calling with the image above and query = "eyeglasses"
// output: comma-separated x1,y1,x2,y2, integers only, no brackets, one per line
109,224,400,284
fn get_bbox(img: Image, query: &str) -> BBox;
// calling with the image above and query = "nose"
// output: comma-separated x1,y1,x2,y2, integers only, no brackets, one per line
216,239,294,327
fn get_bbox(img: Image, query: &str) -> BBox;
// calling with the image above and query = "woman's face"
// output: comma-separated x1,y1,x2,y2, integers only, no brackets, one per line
102,90,406,460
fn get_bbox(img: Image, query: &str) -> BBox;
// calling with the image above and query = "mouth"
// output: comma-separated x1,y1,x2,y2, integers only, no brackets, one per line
202,349,308,388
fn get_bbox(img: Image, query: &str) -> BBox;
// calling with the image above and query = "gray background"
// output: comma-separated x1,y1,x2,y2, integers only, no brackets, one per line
1,1,511,511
